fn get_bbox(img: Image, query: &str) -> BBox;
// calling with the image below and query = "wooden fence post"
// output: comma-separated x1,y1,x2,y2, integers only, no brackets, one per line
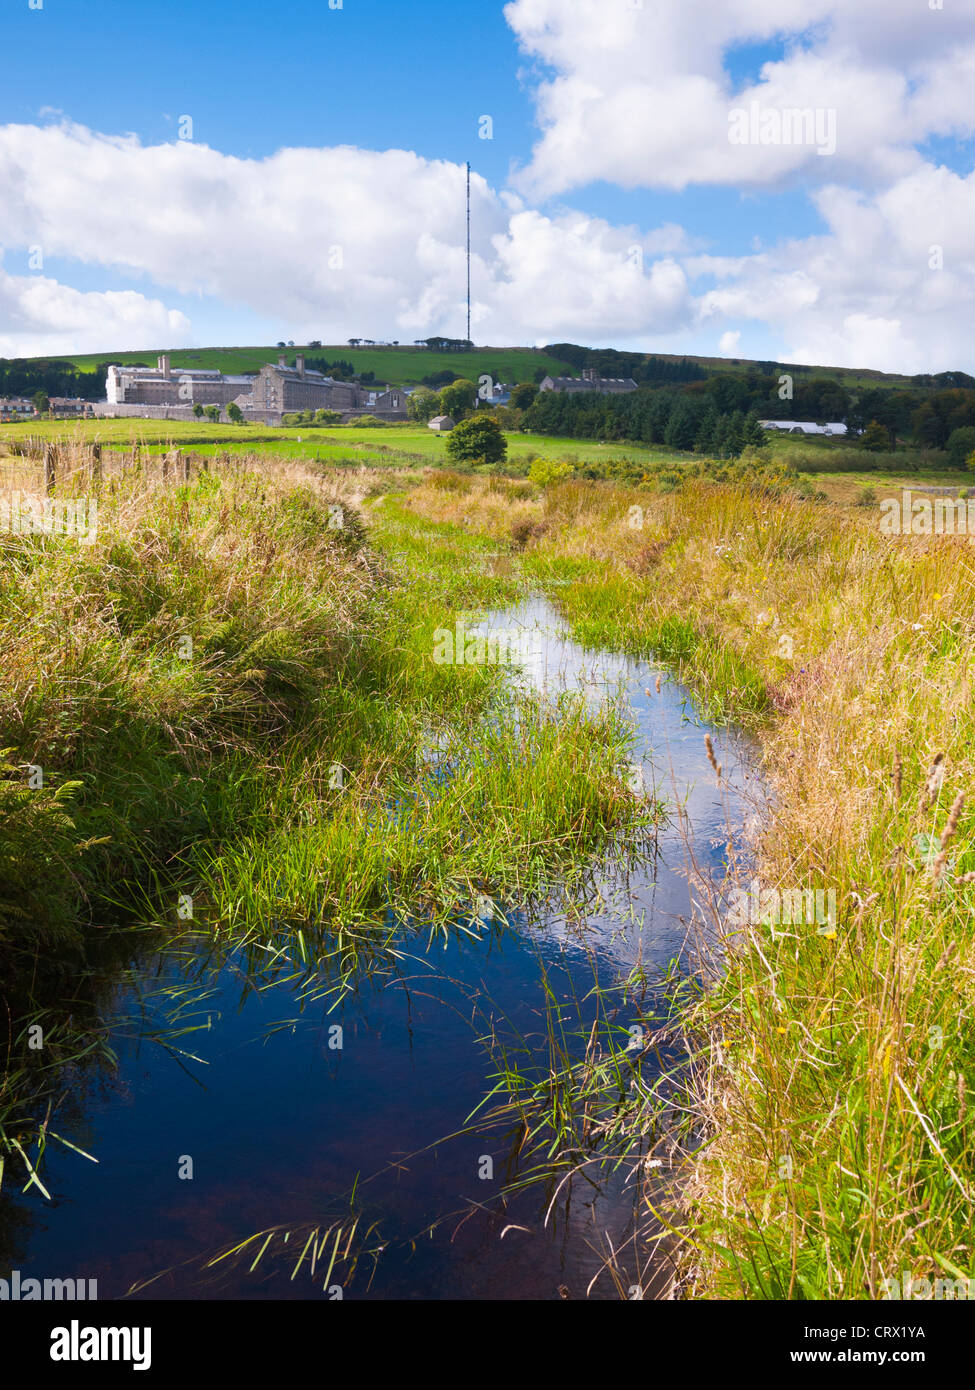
91,442,102,486
44,443,55,494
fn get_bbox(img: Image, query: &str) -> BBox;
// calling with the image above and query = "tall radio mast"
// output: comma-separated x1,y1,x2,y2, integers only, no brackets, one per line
466,161,471,344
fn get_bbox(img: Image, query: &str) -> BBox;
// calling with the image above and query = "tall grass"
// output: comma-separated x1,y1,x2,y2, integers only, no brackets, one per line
0,448,650,1196
0,452,378,948
398,468,975,1299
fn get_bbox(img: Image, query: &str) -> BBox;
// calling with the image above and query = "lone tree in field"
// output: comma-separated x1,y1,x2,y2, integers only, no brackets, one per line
445,414,507,467
227,401,244,424
32,390,49,415
193,404,204,418
203,405,221,423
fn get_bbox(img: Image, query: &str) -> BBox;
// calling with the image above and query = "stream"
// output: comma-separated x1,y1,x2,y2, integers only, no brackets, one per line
1,596,762,1300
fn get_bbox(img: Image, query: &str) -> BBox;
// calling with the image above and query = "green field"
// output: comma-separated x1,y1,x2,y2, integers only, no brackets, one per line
4,416,967,500
0,417,689,472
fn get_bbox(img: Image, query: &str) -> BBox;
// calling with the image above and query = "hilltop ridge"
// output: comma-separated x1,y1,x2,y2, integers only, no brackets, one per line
10,342,954,394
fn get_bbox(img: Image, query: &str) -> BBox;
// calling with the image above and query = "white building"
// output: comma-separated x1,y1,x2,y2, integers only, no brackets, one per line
106,355,254,407
759,420,848,436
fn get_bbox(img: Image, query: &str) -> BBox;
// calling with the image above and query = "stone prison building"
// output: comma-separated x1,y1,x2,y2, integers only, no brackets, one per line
101,354,407,423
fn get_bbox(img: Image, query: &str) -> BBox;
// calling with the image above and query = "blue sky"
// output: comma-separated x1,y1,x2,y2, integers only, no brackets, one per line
1,0,974,370
3,0,824,248
5,0,538,183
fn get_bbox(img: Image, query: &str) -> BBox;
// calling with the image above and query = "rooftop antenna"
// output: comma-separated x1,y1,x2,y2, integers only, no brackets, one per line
466,161,471,345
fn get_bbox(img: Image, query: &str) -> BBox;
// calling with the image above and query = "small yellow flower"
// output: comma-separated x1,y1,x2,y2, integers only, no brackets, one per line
776,1026,787,1034
933,593,942,603
824,931,837,940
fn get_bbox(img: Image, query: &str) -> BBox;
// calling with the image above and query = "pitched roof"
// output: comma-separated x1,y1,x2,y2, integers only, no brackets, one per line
545,375,638,388
266,365,338,381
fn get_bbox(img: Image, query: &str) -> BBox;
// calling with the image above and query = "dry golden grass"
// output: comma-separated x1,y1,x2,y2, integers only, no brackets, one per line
0,446,387,947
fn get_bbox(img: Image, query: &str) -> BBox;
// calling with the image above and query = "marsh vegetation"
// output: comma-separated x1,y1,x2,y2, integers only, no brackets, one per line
3,436,972,1300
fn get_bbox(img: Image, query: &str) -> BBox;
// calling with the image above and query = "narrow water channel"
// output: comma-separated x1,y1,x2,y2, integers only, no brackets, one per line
1,597,762,1300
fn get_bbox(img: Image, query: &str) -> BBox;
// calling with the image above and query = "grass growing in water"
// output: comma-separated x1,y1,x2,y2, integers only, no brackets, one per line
0,450,650,1197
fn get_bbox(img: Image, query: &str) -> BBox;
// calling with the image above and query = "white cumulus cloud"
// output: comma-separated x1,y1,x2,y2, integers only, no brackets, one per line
692,163,975,371
0,263,191,358
504,0,975,196
0,122,696,353
1,117,974,373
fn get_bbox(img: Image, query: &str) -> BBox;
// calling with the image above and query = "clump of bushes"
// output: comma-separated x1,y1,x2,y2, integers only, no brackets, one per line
625,456,804,498
282,409,343,426
528,457,574,488
427,470,474,493
509,518,549,550
786,446,880,473
486,476,534,500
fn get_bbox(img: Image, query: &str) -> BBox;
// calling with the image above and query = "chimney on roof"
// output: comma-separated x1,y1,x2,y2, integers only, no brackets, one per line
159,354,171,380
278,353,287,368
296,353,305,376
582,366,597,383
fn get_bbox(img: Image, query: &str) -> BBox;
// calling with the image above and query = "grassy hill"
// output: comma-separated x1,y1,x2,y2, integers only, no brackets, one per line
50,345,576,388
656,353,917,389
30,343,922,392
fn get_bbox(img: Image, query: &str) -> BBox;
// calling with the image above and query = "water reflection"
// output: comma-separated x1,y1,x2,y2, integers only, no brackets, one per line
1,597,761,1299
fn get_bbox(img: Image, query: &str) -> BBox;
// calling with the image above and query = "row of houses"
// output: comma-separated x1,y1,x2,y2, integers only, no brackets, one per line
1,397,92,421
102,355,407,423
